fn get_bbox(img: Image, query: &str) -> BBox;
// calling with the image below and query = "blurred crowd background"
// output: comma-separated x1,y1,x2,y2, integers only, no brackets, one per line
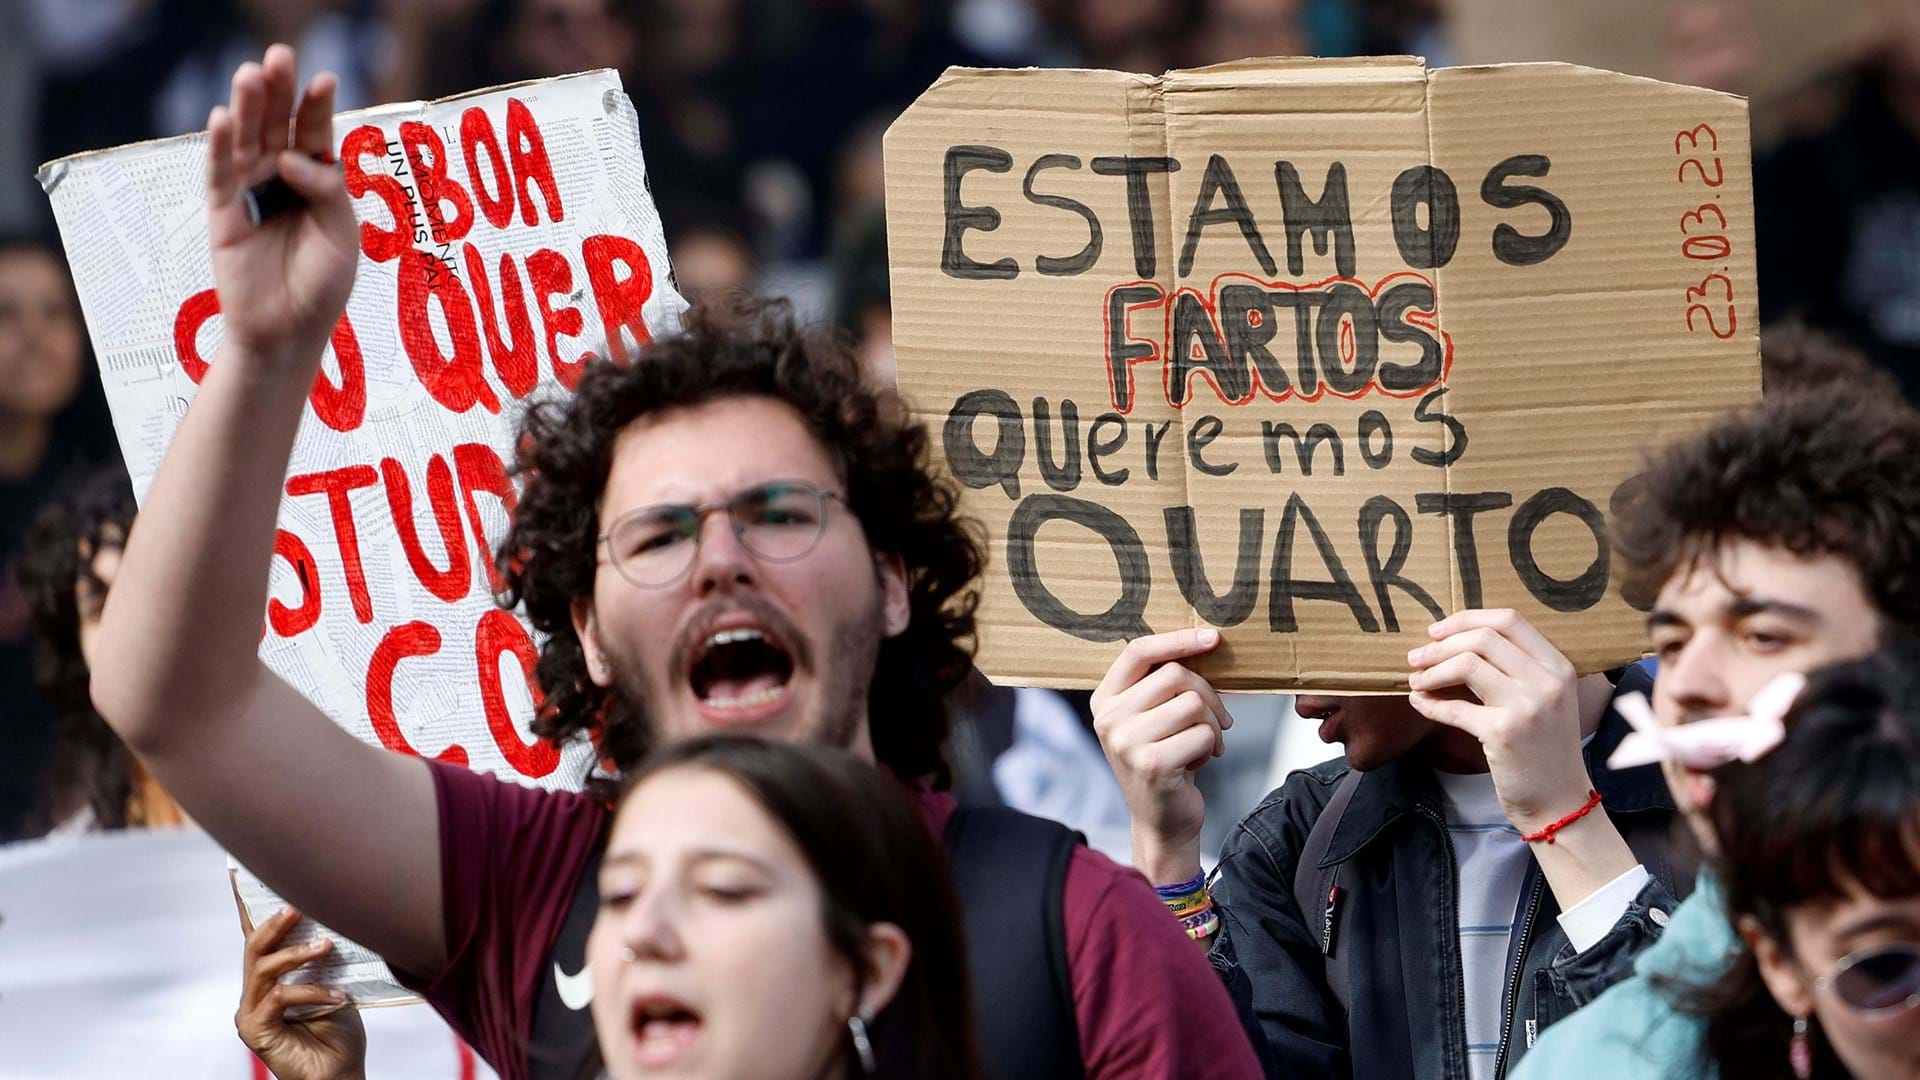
3,0,1919,843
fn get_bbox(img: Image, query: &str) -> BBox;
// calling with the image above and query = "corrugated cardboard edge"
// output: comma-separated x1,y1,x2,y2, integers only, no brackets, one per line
1432,59,1749,105
35,67,625,186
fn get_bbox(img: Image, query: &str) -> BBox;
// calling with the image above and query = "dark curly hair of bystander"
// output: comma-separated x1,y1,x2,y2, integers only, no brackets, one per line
18,465,138,832
1612,380,1920,633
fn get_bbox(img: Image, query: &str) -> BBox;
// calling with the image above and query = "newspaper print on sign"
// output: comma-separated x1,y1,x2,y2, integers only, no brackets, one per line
38,70,686,1001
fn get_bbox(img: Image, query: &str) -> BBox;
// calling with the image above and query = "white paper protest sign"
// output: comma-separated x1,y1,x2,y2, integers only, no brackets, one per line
38,70,685,999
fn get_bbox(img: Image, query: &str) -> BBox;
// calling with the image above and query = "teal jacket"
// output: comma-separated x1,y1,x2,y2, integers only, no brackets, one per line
1510,874,1736,1079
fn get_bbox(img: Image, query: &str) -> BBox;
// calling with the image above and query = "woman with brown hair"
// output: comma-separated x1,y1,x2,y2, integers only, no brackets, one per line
18,466,189,835
583,734,981,1079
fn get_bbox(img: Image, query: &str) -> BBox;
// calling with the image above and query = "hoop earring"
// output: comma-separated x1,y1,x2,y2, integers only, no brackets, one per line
847,1013,876,1074
1790,1014,1812,1080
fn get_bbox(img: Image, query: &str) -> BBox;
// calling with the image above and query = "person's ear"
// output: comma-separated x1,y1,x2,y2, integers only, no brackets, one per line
854,921,913,1021
874,551,910,639
572,597,612,687
1741,914,1816,1020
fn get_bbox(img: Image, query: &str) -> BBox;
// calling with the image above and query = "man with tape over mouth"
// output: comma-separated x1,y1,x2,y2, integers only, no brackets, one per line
86,45,1262,1080
1510,367,1920,1079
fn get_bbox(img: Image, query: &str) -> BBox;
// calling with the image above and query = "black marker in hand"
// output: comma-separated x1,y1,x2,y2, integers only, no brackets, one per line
243,175,305,226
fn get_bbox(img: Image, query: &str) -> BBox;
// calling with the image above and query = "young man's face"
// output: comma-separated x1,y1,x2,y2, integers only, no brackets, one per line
0,249,85,421
1293,694,1436,773
1648,538,1881,833
571,396,910,760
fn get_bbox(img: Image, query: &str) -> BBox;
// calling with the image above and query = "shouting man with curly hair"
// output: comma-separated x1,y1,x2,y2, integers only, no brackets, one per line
88,47,1262,1080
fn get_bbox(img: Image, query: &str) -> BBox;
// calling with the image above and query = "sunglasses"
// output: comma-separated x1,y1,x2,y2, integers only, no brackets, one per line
1813,942,1920,1016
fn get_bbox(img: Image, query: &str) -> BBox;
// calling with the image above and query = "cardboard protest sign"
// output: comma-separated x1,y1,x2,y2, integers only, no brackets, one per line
885,58,1759,691
39,70,685,998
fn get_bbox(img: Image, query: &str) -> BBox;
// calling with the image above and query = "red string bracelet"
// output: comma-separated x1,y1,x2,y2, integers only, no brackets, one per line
1520,789,1603,844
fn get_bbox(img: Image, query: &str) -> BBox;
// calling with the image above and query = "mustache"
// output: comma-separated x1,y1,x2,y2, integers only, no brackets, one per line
666,592,813,679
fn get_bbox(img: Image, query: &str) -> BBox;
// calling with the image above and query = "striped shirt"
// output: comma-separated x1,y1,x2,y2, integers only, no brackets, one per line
1436,769,1530,1080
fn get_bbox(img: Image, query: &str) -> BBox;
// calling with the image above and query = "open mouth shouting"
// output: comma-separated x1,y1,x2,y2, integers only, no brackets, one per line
679,608,805,726
628,993,704,1069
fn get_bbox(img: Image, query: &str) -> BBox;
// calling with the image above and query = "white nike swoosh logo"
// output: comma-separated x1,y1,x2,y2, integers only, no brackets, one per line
554,960,594,1011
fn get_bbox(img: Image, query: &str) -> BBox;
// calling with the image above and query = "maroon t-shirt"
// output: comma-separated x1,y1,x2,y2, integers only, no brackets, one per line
392,762,609,1079
398,761,1262,1080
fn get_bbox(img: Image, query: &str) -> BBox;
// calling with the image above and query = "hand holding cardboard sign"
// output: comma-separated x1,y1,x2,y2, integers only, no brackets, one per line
1406,609,1639,909
205,44,357,361
1405,609,1591,830
1091,628,1232,887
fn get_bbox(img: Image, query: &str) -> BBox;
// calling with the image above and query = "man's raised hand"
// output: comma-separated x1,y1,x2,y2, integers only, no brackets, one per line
1091,628,1230,886
205,44,357,361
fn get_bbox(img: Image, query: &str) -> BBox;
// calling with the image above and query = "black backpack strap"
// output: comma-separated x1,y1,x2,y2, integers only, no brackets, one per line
1289,769,1362,1017
944,804,1086,1080
946,672,1020,808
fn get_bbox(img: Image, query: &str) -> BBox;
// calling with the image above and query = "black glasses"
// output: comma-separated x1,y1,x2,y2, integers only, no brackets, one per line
598,480,845,588
1813,942,1920,1016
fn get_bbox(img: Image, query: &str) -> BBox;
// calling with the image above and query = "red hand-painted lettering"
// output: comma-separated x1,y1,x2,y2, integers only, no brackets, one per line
268,528,323,637
527,248,587,389
453,442,517,596
505,98,564,227
342,124,411,262
285,466,380,624
366,621,468,765
398,248,500,414
381,455,472,604
475,609,558,777
582,233,654,363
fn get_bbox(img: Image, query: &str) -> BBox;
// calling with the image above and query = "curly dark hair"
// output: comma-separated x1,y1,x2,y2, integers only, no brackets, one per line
1671,641,1920,1078
17,465,138,831
499,297,985,782
1758,319,1900,399
1612,381,1920,628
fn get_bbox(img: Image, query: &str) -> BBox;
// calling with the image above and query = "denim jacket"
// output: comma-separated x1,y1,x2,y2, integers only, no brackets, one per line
1208,667,1690,1080
1509,875,1734,1080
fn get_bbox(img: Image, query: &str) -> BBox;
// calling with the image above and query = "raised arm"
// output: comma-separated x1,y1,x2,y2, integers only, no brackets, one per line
90,45,444,977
